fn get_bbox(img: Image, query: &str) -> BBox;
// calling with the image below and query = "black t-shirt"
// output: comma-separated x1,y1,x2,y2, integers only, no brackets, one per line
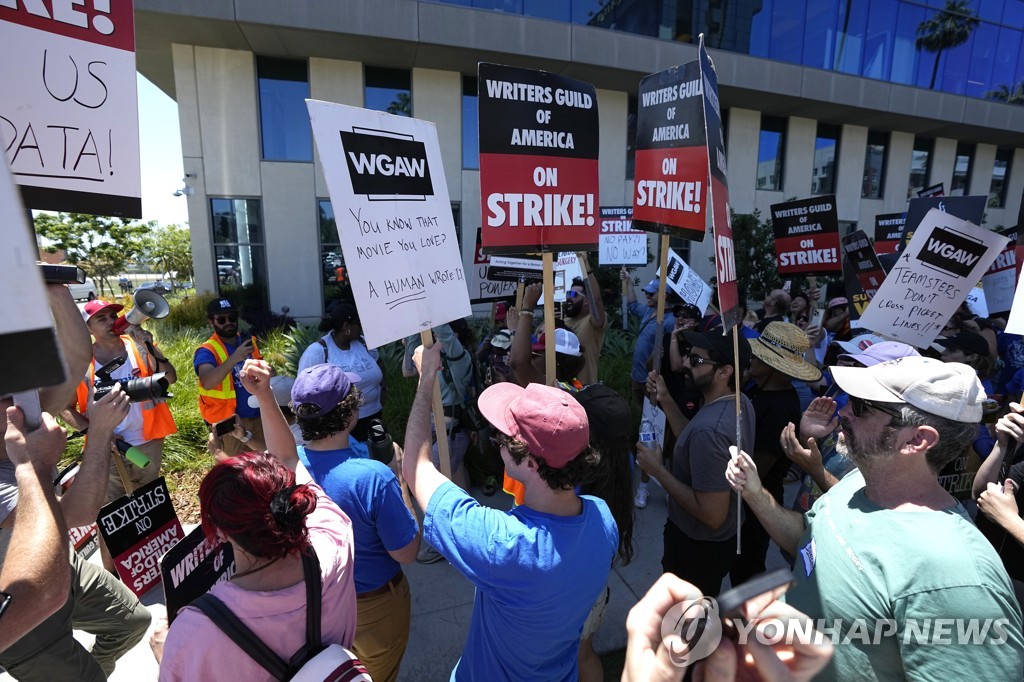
746,385,802,503
975,444,1024,581
662,331,702,422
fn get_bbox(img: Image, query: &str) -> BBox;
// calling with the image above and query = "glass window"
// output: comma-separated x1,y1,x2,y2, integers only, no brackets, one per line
210,198,268,309
908,137,933,198
951,142,974,196
257,57,312,162
862,130,887,199
626,95,638,180
462,76,479,170
756,115,786,191
365,67,411,116
812,123,840,195
318,199,348,310
990,147,1013,208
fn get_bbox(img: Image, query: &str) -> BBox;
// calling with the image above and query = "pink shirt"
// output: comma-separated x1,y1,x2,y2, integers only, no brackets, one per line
159,482,357,681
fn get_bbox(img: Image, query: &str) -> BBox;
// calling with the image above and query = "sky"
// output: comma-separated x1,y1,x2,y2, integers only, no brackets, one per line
136,73,188,226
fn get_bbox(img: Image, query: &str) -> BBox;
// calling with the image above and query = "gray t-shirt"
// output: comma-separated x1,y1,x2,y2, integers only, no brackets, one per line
0,460,20,564
668,394,755,542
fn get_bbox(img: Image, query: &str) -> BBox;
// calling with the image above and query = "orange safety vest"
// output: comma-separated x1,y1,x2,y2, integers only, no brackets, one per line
75,336,177,440
195,333,262,423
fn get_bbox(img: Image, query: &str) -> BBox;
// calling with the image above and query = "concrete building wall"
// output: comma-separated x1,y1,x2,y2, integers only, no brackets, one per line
170,41,1023,312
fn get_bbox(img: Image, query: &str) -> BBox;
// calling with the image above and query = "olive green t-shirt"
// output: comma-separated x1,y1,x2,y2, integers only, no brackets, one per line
786,469,1024,681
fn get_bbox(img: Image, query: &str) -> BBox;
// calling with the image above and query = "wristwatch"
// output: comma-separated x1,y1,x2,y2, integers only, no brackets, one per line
240,431,253,443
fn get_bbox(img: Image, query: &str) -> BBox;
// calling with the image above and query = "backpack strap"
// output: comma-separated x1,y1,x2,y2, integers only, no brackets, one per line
287,548,324,672
192,594,289,679
318,338,329,363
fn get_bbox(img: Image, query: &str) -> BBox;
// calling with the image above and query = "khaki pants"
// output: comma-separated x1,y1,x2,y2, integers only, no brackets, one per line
352,572,411,682
0,549,151,681
105,437,164,502
218,417,266,457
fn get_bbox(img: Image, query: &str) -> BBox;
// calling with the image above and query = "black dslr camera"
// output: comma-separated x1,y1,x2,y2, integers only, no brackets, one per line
93,356,172,403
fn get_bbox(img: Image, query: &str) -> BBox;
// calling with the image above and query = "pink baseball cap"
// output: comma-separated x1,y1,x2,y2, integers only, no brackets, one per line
81,299,124,322
478,383,589,469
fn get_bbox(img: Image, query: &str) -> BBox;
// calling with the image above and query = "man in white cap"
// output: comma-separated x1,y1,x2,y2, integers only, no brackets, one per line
403,343,616,681
728,356,1024,680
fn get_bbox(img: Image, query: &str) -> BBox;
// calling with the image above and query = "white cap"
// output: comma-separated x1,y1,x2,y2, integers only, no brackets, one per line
554,328,582,357
830,357,985,423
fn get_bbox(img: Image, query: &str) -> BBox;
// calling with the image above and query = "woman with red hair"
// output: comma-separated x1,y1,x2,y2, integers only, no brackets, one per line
154,363,357,680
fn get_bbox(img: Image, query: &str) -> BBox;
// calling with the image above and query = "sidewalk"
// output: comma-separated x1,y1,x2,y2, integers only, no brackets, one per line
24,479,791,681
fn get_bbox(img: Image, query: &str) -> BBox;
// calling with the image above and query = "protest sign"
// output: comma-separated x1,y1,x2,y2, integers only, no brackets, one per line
307,100,471,349
654,249,713,313
982,227,1016,315
842,263,870,322
97,477,184,597
917,183,945,198
599,207,647,265
0,155,65,396
873,212,905,256
859,209,1008,347
770,196,841,276
486,255,543,283
842,230,886,304
1,0,141,217
641,399,667,450
161,525,235,624
538,252,585,305
938,450,980,501
478,64,599,254
69,523,99,559
965,285,988,318
469,228,518,303
898,195,986,254
699,37,740,330
1005,269,1024,335
633,60,707,240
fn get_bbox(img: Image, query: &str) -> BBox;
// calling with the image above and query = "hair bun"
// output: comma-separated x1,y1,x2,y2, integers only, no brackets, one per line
269,484,316,532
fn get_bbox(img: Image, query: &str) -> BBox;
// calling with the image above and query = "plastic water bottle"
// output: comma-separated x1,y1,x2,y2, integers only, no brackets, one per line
639,417,657,446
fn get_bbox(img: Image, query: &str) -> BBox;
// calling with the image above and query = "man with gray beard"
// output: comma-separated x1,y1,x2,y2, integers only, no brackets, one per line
727,356,1024,681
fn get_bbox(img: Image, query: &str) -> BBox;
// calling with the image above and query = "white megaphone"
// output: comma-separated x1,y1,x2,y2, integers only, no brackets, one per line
113,289,170,334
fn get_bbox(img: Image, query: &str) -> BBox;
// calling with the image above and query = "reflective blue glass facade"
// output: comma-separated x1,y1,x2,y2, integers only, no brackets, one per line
430,0,1024,101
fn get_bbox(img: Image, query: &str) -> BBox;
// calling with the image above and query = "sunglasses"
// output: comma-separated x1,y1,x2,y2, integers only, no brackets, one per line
213,313,238,324
849,396,905,420
687,353,719,367
566,290,582,300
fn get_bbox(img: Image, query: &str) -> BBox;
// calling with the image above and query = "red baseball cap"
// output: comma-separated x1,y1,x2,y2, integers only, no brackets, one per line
478,383,589,469
82,299,124,322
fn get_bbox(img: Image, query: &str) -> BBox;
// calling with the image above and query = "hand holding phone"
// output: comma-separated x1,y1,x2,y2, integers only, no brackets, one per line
213,416,237,438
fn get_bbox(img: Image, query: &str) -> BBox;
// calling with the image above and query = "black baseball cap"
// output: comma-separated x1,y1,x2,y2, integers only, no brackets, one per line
684,331,752,370
207,298,237,316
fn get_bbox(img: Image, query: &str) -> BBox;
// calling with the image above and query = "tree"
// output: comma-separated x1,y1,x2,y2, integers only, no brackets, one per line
34,213,150,296
916,0,979,90
386,92,412,117
143,224,193,293
986,81,1024,105
730,209,781,301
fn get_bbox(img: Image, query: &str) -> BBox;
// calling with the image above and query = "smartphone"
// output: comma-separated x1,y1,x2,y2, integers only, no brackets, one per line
213,417,236,437
717,568,795,620
809,307,825,329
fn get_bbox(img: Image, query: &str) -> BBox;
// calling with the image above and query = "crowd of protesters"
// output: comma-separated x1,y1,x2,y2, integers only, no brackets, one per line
4,269,1024,681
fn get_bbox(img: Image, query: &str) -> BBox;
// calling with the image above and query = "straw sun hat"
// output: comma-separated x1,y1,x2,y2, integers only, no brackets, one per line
750,322,822,382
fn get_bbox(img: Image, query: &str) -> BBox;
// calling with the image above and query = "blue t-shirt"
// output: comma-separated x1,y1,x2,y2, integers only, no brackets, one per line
628,300,675,382
193,337,260,419
425,481,617,682
297,444,416,593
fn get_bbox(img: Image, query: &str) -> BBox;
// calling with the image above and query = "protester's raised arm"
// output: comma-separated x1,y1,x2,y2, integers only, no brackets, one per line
0,407,71,651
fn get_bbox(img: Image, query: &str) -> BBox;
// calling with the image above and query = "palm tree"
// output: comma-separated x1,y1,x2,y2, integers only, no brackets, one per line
986,82,1024,105
915,0,979,90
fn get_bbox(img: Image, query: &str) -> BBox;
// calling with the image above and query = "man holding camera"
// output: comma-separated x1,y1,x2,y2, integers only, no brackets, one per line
194,298,264,456
66,299,177,501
